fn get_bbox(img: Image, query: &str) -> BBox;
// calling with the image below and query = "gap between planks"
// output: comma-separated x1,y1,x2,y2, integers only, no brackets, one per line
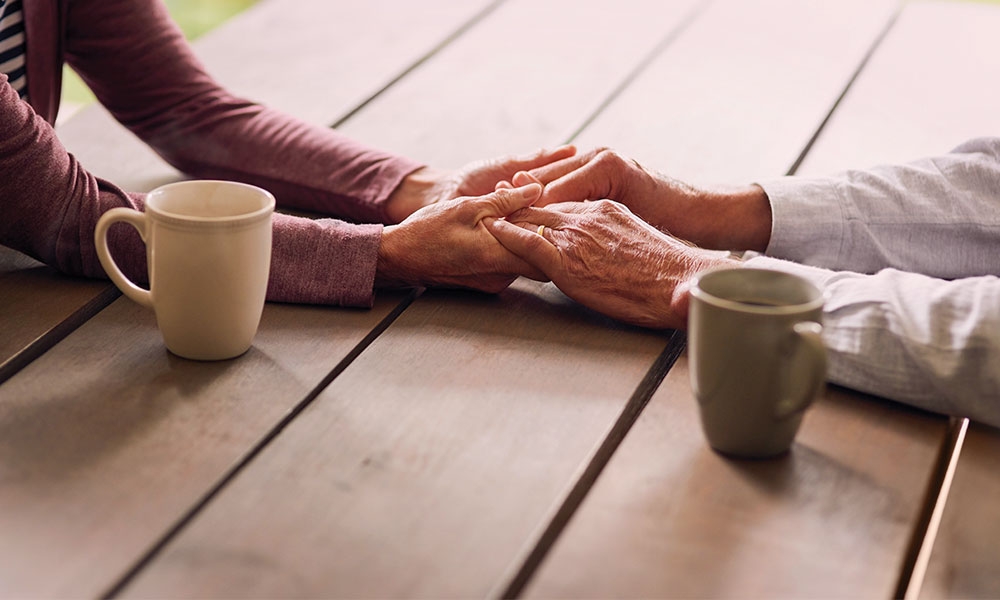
786,3,902,176
498,331,688,599
497,3,911,596
0,285,120,386
897,417,969,600
101,288,422,599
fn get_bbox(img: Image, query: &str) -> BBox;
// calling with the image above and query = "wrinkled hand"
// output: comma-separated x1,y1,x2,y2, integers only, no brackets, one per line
485,200,738,329
383,145,577,223
498,147,771,252
377,183,548,293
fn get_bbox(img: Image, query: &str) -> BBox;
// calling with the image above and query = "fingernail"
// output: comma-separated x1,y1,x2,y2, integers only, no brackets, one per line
518,182,542,196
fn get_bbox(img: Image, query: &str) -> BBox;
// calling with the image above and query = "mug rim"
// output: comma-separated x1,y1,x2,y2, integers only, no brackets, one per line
145,180,275,226
691,267,824,315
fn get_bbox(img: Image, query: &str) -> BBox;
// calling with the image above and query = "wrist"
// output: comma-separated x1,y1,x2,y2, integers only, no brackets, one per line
667,252,742,329
384,167,450,224
375,225,415,288
679,184,772,252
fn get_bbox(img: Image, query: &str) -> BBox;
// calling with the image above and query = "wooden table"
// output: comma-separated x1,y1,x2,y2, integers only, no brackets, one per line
2,0,998,597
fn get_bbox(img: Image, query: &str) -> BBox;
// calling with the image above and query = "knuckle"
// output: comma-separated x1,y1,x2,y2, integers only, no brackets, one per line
592,198,619,213
594,148,624,168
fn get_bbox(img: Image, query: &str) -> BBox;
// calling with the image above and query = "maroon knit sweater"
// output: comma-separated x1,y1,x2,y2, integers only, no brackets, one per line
1,0,422,306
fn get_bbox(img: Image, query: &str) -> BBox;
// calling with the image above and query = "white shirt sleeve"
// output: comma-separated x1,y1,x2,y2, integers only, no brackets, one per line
760,137,1000,279
743,256,1000,427
748,137,1000,425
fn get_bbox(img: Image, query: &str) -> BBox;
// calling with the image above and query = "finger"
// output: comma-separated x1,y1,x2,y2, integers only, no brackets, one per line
494,180,514,191
511,171,542,187
522,151,597,185
501,145,577,173
484,218,563,276
474,183,542,219
536,165,614,206
505,204,582,227
486,244,550,282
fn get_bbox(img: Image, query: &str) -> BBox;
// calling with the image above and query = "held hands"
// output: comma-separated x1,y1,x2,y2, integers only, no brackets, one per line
485,200,738,330
376,183,548,293
383,145,577,223
501,147,773,252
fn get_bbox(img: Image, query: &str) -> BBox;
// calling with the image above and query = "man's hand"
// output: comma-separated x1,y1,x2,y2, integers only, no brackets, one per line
376,183,548,293
485,200,738,329
383,145,576,223
500,147,772,253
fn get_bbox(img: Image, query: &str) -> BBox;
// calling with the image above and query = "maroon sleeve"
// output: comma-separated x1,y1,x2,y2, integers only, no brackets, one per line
61,0,423,224
1,0,431,307
0,75,383,307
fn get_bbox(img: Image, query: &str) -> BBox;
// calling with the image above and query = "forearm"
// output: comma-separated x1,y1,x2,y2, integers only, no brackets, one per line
145,101,423,223
674,183,772,252
66,0,423,224
268,215,381,307
1,79,148,282
631,168,771,253
746,256,1000,427
759,137,1000,277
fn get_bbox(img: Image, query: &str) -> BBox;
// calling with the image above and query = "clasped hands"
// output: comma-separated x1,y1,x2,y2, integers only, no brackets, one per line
377,147,772,330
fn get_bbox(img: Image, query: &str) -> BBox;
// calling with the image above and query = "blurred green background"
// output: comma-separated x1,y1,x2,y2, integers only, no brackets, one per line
60,0,260,115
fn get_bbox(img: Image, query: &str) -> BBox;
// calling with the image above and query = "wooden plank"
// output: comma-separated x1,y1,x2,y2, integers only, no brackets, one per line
524,0,959,596
0,247,116,380
919,423,1000,599
3,0,492,375
121,1,941,597
783,5,1000,594
55,0,496,192
116,2,708,595
796,0,1000,175
337,0,705,166
571,0,901,185
525,356,948,598
118,280,676,598
0,291,411,598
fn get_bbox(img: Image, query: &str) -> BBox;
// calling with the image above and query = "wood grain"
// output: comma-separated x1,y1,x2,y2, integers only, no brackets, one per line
571,0,901,185
524,355,950,598
920,423,1000,599
337,0,704,166
0,246,116,381
3,0,493,375
55,0,496,192
0,292,410,598
796,1,1000,176
524,0,962,596
118,3,712,596
119,281,676,598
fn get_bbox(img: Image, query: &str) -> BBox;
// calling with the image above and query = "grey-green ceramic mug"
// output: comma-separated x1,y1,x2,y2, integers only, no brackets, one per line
689,268,826,458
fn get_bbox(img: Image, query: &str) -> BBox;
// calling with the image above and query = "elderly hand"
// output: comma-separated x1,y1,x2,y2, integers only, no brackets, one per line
383,145,577,223
485,200,738,329
376,183,548,293
500,147,772,252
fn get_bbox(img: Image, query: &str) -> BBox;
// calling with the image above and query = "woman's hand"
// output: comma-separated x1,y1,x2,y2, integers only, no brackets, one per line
383,145,576,223
376,183,548,293
485,199,738,329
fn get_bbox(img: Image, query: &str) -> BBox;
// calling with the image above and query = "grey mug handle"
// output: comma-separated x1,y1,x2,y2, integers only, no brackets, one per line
774,321,827,420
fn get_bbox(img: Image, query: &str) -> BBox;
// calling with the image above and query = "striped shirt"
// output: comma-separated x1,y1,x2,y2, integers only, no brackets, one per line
0,0,28,99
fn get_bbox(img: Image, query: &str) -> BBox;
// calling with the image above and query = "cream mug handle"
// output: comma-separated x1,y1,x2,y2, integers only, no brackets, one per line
94,208,153,308
774,321,827,420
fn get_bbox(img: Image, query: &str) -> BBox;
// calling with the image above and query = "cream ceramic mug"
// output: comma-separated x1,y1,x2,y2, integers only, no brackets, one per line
95,180,275,361
688,268,826,458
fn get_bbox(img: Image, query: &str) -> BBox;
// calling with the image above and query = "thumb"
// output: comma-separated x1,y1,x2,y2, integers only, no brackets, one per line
475,183,542,220
483,217,561,277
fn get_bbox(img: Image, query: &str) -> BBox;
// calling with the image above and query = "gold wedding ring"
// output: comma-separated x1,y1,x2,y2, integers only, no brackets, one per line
537,225,545,237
